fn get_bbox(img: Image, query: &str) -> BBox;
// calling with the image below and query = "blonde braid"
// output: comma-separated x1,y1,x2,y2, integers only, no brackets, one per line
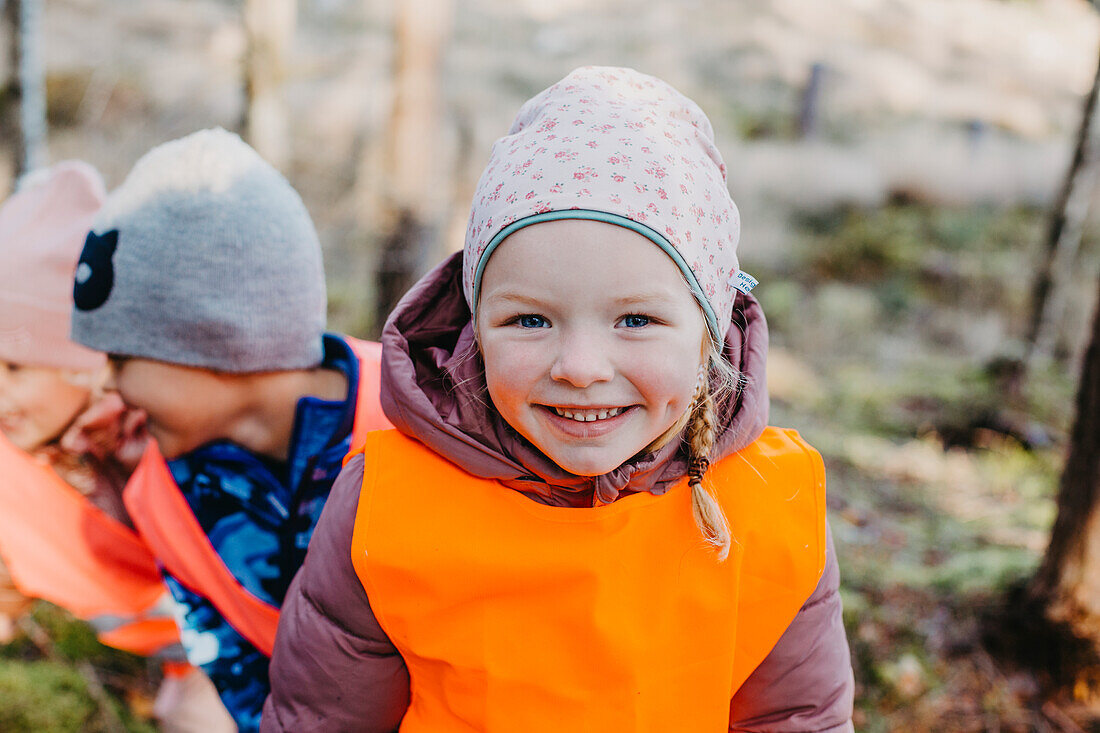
687,376,731,560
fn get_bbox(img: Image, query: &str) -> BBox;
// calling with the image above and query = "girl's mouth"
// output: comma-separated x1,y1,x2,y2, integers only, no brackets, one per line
537,404,636,438
549,406,625,422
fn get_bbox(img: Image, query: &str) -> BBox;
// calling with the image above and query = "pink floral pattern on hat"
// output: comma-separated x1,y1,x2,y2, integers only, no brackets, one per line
463,66,742,338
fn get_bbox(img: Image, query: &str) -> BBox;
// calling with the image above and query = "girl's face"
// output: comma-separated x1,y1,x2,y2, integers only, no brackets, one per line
0,362,91,451
477,219,707,476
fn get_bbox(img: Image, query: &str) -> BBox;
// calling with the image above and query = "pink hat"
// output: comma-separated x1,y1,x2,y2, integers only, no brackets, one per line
463,66,752,340
0,161,107,370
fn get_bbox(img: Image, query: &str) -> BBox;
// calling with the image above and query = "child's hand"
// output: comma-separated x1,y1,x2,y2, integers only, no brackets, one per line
60,392,149,471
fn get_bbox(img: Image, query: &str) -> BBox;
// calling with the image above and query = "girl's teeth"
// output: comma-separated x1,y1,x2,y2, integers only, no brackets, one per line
553,406,623,422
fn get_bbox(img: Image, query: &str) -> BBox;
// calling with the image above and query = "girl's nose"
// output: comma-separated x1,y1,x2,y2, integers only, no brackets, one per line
549,332,615,388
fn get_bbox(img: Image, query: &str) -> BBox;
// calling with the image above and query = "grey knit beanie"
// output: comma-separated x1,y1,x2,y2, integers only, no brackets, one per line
70,128,326,373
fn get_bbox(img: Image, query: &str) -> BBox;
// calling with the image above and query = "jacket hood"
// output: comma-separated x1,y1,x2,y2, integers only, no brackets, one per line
379,252,770,507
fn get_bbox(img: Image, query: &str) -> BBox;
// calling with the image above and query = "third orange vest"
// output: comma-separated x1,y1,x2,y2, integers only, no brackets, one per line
125,337,391,657
351,426,827,732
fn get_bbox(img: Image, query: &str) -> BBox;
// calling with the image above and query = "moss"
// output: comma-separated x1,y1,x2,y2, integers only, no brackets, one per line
792,204,1046,318
29,605,104,663
926,546,1038,595
0,660,97,732
0,658,156,732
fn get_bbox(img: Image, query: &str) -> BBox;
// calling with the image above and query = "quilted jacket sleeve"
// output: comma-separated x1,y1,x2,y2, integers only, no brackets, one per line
261,454,409,732
728,523,854,732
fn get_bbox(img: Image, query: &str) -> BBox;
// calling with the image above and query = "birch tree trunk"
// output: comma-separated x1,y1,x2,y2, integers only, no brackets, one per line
1031,273,1100,649
0,0,16,179
3,0,46,177
375,0,453,323
243,0,295,170
1025,40,1100,369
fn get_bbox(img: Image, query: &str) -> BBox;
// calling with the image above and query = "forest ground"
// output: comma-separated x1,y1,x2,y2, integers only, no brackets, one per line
3,202,1094,733
4,0,1100,730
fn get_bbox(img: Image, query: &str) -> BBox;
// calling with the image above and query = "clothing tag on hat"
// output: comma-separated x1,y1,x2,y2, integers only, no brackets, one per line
731,270,758,294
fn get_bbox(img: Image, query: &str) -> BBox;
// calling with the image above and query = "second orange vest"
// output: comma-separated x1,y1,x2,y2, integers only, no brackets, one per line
350,426,827,732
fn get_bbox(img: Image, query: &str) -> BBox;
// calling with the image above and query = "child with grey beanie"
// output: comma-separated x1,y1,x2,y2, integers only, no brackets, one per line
71,127,326,372
70,128,391,732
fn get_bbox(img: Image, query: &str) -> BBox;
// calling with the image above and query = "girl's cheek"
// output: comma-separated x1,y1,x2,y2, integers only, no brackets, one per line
15,372,66,414
482,338,548,377
637,353,697,386
642,360,702,412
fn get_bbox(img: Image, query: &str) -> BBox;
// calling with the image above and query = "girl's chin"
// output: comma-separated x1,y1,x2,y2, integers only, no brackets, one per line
538,443,639,477
3,426,47,453
549,458,623,477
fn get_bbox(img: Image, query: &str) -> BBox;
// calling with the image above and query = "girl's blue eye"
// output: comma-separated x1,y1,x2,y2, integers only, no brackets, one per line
621,314,650,328
518,315,549,329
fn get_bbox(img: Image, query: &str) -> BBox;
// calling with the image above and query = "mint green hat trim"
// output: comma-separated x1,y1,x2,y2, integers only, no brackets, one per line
471,209,721,339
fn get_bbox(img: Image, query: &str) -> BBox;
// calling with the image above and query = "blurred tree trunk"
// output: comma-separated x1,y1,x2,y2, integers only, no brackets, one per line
798,62,825,140
375,0,453,323
2,0,47,177
242,0,295,170
1025,42,1100,370
0,1,16,178
1030,273,1100,651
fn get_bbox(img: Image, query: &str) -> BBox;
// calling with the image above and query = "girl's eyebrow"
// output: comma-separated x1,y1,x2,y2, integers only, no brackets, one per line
482,291,548,308
485,291,679,307
613,292,678,307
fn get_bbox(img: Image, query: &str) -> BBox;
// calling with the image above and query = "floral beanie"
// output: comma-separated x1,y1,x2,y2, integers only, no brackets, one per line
463,66,754,341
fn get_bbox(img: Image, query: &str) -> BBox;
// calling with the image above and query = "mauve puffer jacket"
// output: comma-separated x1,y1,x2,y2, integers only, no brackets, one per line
262,253,854,731
261,457,853,732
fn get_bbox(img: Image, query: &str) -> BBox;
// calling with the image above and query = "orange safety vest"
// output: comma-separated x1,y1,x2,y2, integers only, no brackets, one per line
351,427,827,732
0,431,181,658
124,337,391,657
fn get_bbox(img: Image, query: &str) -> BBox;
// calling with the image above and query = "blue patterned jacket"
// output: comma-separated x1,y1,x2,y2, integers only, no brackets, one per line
164,334,360,731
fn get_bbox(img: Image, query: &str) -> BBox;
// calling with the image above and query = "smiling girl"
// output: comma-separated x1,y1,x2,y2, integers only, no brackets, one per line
264,67,854,732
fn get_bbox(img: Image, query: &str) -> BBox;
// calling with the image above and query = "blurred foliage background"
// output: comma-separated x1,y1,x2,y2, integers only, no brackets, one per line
4,0,1100,730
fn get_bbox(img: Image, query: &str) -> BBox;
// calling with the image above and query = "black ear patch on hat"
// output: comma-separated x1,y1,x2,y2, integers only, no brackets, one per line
73,229,119,311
